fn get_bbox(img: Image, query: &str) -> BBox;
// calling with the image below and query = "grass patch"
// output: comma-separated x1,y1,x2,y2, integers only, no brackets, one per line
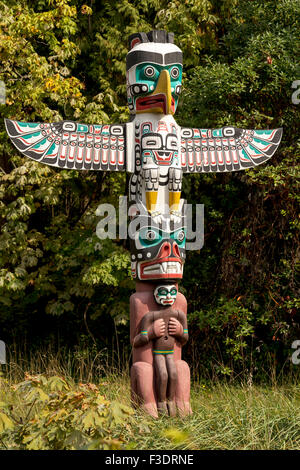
0,349,300,450
101,375,300,450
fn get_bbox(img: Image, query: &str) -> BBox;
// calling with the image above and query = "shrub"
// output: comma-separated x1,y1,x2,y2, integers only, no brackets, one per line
0,373,133,450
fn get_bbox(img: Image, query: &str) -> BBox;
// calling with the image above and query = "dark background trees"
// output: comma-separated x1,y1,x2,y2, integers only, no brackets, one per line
0,0,299,379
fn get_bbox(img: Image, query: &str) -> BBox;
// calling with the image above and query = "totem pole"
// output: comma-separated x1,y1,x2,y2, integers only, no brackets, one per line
5,30,282,418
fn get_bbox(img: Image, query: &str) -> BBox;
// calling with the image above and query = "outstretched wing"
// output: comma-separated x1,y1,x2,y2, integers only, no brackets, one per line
5,119,126,171
180,126,282,173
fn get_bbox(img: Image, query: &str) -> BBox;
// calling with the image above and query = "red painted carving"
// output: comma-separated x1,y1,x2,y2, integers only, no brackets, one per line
130,282,192,418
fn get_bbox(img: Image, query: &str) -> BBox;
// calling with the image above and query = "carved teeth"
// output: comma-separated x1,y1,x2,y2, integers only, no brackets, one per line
142,261,182,275
143,264,161,273
161,261,181,273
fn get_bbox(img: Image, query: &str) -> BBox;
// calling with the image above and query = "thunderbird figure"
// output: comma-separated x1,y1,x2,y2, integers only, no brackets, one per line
5,30,282,227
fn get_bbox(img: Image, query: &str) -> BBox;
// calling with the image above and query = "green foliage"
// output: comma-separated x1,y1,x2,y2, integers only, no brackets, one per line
0,373,133,449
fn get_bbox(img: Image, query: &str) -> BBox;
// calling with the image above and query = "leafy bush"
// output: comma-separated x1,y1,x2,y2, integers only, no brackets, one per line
0,373,133,449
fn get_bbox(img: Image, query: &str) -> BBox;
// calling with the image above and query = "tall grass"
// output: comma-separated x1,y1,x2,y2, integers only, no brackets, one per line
3,341,130,384
4,339,299,386
125,381,300,450
1,345,300,450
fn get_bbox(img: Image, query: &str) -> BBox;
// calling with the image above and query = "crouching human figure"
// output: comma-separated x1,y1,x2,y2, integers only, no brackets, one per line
132,284,189,417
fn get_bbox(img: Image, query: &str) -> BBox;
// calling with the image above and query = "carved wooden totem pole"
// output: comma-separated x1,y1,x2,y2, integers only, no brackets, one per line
5,30,282,418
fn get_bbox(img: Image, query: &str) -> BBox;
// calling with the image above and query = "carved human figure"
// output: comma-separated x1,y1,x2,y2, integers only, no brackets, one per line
132,284,188,416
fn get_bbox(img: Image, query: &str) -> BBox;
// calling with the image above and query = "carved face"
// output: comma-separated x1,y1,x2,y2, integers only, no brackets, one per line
129,203,186,281
154,284,177,306
126,42,183,115
141,121,179,167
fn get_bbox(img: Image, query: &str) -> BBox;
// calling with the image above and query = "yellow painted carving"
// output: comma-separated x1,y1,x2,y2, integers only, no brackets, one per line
169,191,181,212
146,191,158,213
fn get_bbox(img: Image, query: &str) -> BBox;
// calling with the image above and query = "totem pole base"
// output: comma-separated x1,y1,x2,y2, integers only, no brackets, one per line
130,282,192,418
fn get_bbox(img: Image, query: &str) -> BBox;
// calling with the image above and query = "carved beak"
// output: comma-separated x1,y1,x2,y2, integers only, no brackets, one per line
152,70,172,114
135,70,173,115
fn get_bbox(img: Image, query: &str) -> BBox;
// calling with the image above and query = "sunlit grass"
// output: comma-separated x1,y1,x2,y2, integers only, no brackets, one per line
101,375,300,450
1,348,300,450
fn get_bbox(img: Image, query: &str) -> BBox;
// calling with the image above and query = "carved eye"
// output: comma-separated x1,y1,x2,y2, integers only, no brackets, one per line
170,288,177,296
146,230,157,241
177,230,185,242
138,227,162,248
144,66,155,78
158,288,168,296
166,135,178,149
141,134,162,150
175,84,182,95
145,140,157,146
132,84,148,95
170,67,180,79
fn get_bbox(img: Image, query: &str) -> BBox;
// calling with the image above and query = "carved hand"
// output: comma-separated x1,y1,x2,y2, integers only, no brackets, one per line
168,317,182,337
149,319,166,339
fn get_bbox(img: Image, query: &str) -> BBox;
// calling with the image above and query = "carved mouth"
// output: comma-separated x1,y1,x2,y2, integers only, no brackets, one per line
170,96,175,113
136,94,167,113
138,257,183,280
153,150,173,164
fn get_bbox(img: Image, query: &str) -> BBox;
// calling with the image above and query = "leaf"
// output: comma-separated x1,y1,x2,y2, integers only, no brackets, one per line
164,428,190,445
26,387,49,403
48,376,69,392
81,410,98,430
110,401,133,425
0,401,9,409
23,433,44,450
64,430,85,449
0,411,14,432
137,423,151,434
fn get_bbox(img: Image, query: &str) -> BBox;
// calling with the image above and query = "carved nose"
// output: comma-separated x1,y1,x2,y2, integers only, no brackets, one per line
172,242,180,259
160,242,171,257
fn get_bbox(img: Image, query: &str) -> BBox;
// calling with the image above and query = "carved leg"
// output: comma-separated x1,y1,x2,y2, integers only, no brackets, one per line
143,168,160,220
175,360,192,417
130,361,158,418
154,354,168,415
166,355,178,417
168,168,182,221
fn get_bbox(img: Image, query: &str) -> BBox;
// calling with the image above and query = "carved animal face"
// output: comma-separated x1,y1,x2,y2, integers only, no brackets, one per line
126,37,183,115
128,203,186,281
